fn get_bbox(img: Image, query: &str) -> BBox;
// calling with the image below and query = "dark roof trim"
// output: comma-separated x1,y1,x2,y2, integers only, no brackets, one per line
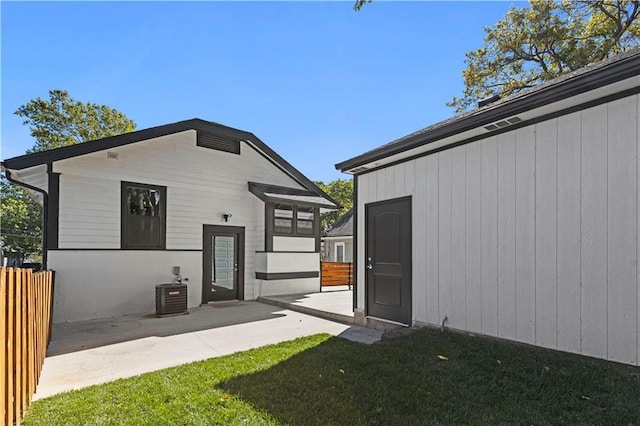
2,118,332,201
336,48,640,172
2,119,248,170
248,182,340,209
356,84,640,178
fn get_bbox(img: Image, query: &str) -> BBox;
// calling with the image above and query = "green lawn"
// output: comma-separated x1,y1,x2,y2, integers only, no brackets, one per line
25,329,640,425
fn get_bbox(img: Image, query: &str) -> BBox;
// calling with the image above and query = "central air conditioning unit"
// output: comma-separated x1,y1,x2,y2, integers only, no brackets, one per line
155,283,188,317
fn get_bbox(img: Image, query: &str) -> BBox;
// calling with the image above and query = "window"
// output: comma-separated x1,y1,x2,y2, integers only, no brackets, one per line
269,203,317,237
335,242,345,262
274,204,294,234
121,182,166,249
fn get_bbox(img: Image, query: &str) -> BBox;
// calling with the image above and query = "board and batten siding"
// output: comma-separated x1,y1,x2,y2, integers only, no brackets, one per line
357,94,640,366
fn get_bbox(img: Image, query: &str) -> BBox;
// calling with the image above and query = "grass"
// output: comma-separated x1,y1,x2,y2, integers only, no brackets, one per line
24,329,640,425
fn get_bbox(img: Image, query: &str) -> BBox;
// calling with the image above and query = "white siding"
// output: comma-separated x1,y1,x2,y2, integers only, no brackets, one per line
356,93,640,366
49,129,318,321
256,200,265,252
55,131,304,250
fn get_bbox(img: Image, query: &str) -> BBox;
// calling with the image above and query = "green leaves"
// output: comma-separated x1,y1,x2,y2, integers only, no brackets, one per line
314,179,353,231
3,90,136,261
0,176,43,260
14,89,136,153
449,0,640,112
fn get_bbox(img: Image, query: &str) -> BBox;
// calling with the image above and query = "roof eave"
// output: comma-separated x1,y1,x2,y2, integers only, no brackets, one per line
336,52,640,173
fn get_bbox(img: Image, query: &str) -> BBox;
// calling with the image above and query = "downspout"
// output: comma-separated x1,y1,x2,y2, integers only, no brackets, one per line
3,169,49,269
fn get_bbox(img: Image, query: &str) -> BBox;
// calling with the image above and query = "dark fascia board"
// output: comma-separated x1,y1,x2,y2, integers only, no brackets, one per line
248,182,340,209
335,49,640,172
1,117,333,202
2,119,250,170
244,135,341,206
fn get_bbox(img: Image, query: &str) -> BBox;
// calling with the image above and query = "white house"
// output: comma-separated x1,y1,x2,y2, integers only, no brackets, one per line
322,209,353,262
336,48,640,366
2,119,339,322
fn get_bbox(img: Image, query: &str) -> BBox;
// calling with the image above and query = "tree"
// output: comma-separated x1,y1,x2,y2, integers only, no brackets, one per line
0,177,43,263
449,0,640,112
315,179,353,231
1,90,136,262
15,89,136,153
353,0,371,11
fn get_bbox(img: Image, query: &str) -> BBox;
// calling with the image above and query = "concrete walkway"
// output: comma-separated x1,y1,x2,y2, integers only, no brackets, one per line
259,286,354,325
35,301,381,400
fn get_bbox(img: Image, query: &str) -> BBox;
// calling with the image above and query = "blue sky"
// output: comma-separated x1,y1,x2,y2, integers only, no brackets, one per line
1,1,521,182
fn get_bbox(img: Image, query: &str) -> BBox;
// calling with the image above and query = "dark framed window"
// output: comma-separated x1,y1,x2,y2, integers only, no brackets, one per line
270,203,317,237
274,204,294,234
121,181,166,249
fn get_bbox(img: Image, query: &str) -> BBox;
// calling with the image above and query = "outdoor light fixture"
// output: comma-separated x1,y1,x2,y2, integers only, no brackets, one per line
221,213,232,222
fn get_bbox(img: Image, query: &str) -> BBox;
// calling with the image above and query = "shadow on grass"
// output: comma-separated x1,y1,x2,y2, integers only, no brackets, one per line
219,329,640,425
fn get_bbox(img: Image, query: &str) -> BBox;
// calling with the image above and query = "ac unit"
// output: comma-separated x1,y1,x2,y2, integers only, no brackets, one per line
155,283,188,316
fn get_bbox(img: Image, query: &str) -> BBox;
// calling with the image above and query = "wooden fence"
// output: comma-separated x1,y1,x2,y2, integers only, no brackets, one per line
321,262,353,288
1,268,54,426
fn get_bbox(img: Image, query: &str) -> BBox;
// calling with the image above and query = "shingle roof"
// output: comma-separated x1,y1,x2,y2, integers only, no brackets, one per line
323,208,353,237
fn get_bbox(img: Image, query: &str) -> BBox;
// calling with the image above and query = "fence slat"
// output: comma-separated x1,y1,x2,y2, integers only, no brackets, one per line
7,269,15,426
321,262,353,287
1,268,7,426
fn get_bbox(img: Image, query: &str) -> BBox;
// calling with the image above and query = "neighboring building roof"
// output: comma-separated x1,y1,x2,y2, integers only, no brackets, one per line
1,118,339,207
336,47,640,173
323,208,353,237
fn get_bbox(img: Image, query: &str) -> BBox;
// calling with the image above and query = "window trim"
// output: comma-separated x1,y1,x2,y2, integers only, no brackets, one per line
121,181,167,250
264,202,320,252
335,242,345,262
269,203,318,237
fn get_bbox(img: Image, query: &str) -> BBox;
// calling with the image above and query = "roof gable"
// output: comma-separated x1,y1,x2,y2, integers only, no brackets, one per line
2,118,337,204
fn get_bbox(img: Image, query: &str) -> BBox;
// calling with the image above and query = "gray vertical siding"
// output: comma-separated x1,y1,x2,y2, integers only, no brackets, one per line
357,93,640,366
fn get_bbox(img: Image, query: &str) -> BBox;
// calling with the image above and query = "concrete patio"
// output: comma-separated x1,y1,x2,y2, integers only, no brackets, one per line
259,286,354,325
35,291,377,400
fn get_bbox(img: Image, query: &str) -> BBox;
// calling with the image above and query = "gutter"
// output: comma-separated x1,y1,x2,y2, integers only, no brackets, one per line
2,167,49,269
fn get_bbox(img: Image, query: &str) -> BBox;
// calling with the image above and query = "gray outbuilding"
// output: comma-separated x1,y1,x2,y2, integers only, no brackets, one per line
337,48,640,366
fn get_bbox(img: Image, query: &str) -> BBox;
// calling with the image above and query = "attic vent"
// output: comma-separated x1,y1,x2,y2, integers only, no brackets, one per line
483,116,523,132
350,166,369,174
197,131,240,155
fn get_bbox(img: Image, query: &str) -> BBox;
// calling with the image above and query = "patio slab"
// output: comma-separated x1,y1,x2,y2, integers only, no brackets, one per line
259,287,354,325
34,301,381,400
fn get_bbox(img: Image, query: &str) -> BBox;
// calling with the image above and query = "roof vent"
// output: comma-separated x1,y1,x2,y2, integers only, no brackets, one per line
350,166,369,174
478,94,501,108
483,116,523,132
107,151,119,160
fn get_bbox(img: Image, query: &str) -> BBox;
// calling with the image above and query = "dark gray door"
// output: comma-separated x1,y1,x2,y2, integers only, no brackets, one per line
203,225,245,302
365,197,411,325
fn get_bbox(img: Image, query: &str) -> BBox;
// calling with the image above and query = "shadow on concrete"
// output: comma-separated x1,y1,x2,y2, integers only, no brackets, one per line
47,301,287,356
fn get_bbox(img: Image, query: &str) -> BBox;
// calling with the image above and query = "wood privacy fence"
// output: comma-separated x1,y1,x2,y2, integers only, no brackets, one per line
321,262,353,288
1,268,54,426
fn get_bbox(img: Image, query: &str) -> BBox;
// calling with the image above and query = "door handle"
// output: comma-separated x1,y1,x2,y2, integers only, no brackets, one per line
367,263,373,270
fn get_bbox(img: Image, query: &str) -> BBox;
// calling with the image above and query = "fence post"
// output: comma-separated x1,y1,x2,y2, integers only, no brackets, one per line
1,268,7,426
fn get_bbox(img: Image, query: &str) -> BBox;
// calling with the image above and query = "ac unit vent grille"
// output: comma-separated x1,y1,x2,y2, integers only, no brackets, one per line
197,131,240,155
